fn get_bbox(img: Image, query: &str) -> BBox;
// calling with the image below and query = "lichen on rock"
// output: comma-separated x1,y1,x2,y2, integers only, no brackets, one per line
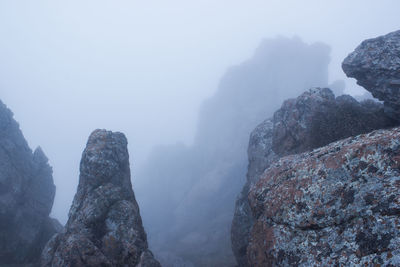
247,127,400,266
231,119,278,267
41,129,160,267
231,87,396,266
342,30,400,121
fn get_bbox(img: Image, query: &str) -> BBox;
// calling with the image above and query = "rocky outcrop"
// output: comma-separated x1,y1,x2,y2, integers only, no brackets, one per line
342,30,400,121
233,30,400,266
41,129,160,267
0,100,60,265
231,88,396,266
231,119,278,266
248,127,400,266
272,88,395,156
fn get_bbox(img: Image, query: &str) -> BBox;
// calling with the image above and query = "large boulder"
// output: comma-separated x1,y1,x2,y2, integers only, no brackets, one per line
0,100,60,265
231,88,396,266
342,30,400,121
248,126,400,266
41,129,160,267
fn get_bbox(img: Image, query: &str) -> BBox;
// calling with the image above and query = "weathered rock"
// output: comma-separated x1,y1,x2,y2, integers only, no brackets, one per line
342,30,400,121
41,129,160,267
231,87,396,266
231,119,278,266
247,126,400,266
0,100,60,265
272,87,396,156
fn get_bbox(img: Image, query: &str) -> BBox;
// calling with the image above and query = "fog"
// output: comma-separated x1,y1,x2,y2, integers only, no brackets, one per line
137,36,332,265
0,0,399,265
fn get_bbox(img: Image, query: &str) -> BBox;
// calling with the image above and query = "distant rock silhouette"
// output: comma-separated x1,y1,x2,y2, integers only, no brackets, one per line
137,36,331,266
41,129,160,267
0,100,61,265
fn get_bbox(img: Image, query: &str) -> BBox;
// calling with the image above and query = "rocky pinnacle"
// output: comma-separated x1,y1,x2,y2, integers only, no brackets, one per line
41,129,160,267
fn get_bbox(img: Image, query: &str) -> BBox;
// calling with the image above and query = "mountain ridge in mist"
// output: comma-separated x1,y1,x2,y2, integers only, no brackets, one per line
136,36,331,266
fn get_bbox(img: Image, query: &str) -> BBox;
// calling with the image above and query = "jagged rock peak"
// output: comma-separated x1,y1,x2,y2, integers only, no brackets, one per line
33,146,49,165
41,129,160,267
0,99,60,265
342,30,400,121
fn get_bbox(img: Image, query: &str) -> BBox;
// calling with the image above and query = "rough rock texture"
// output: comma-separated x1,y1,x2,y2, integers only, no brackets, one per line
231,119,278,266
0,100,60,265
272,87,396,156
248,127,400,266
41,129,160,267
342,30,400,121
231,87,396,266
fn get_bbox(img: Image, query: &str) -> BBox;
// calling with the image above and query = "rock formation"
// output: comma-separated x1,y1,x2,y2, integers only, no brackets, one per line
248,126,400,266
0,100,61,265
231,119,278,267
231,87,396,265
342,30,400,121
137,36,331,266
272,88,395,156
234,30,400,266
41,129,160,267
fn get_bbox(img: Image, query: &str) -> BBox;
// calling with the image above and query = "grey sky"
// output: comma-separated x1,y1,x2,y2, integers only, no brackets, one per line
0,0,399,222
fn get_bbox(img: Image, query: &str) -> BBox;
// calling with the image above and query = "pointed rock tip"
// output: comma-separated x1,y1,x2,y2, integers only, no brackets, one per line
86,129,128,152
33,146,49,164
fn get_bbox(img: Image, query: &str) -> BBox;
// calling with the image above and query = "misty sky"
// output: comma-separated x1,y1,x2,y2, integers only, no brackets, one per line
0,0,399,223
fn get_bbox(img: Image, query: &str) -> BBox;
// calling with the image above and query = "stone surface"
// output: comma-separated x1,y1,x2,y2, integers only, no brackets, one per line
0,100,60,265
41,129,160,267
231,119,278,267
231,87,396,266
272,87,396,156
342,30,400,121
248,126,400,266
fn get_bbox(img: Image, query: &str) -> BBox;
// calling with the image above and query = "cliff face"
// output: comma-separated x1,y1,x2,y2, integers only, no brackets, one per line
0,100,60,265
41,130,160,267
235,30,400,266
